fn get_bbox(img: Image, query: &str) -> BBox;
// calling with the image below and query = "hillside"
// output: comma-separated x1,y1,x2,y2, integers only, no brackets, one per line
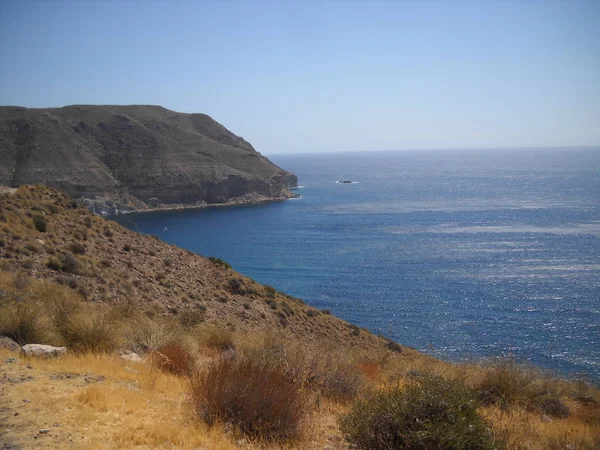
0,105,297,213
0,185,392,351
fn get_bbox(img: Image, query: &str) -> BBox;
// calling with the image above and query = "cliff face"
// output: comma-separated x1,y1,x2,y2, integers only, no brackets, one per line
0,105,297,213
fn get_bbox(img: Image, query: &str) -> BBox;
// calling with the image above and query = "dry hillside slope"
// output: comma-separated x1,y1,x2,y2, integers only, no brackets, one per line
0,185,395,352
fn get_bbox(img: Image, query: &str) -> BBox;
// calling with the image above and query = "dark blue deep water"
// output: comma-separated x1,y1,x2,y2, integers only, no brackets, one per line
114,148,600,381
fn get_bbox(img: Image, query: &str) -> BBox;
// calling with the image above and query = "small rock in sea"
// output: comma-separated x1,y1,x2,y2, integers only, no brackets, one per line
21,344,66,359
120,352,143,362
5,357,16,363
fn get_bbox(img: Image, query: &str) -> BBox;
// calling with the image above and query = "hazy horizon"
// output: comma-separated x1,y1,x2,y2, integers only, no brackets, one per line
1,0,598,154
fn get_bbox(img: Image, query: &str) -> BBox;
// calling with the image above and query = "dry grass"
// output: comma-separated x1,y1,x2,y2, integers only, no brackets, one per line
0,350,241,450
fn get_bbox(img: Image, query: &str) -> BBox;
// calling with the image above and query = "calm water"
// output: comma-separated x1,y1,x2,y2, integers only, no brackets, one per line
114,148,600,381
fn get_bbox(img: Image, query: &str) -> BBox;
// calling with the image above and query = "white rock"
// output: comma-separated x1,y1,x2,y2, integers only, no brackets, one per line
0,336,20,352
120,352,143,362
21,344,66,358
36,239,45,245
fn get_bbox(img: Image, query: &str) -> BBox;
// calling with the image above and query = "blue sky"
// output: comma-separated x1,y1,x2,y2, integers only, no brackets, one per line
1,0,598,154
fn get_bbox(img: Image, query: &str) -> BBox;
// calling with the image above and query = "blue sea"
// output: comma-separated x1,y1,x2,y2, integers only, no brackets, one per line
114,148,600,381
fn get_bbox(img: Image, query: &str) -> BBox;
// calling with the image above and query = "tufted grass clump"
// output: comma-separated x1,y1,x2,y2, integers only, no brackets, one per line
476,360,570,418
340,374,501,450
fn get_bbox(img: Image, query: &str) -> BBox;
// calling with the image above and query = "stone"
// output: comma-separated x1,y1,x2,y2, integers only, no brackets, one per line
0,336,20,352
5,357,17,363
21,344,66,359
120,352,142,362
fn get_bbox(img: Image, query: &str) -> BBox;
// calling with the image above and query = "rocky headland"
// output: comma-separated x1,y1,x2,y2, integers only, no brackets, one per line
0,105,297,214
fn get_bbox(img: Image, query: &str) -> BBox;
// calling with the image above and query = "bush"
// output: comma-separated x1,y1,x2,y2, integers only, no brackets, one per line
151,343,195,375
58,308,122,353
199,325,235,351
340,374,500,450
208,256,231,270
0,299,59,345
32,214,47,232
68,242,86,255
190,349,309,441
477,360,569,417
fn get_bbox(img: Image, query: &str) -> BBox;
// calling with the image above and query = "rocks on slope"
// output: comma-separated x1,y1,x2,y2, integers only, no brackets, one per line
0,105,297,213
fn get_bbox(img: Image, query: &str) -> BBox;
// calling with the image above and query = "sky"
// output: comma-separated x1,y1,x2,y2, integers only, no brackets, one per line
0,0,599,154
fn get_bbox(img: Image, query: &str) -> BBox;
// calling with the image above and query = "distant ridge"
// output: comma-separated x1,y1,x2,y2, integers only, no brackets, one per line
0,105,297,213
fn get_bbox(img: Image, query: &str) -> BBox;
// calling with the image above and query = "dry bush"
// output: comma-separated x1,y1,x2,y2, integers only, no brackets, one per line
340,374,501,450
150,343,195,375
190,348,310,441
57,307,123,353
197,324,235,351
0,298,60,345
122,315,181,355
477,360,570,418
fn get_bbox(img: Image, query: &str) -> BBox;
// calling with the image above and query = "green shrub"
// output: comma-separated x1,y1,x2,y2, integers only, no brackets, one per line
68,242,86,255
190,348,309,441
340,374,500,450
32,214,47,232
477,360,569,417
208,256,231,270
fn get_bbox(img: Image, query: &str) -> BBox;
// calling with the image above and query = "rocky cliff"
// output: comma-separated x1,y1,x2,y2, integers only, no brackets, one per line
0,105,297,213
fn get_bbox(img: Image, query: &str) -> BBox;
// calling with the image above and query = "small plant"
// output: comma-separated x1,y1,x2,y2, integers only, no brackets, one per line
477,360,569,417
32,214,47,232
68,242,86,255
340,374,500,450
163,257,173,267
178,309,206,329
151,343,195,376
61,252,81,274
228,277,245,294
208,256,231,270
190,348,309,441
123,243,132,252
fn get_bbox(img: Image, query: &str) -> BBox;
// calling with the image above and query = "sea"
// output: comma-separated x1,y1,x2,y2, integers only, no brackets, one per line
113,148,600,382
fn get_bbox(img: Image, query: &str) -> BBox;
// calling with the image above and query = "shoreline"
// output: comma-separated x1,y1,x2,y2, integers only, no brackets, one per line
103,192,300,216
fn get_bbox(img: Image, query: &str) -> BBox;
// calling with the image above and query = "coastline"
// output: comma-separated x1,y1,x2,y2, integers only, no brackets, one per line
100,191,300,216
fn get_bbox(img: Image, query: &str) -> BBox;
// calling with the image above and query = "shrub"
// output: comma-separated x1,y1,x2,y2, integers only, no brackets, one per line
61,252,81,274
477,360,569,417
178,309,206,329
228,277,245,295
208,256,231,270
68,242,86,255
32,214,47,232
0,299,59,345
163,257,173,267
57,308,122,352
340,374,500,450
190,349,309,441
151,343,195,375
196,325,235,351
46,256,63,271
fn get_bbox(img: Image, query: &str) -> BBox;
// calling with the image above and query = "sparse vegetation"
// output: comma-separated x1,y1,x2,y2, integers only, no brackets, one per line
477,360,570,417
208,256,231,269
340,374,501,450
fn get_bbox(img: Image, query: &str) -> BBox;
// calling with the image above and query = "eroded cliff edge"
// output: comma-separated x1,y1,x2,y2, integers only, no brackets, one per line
0,105,297,213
